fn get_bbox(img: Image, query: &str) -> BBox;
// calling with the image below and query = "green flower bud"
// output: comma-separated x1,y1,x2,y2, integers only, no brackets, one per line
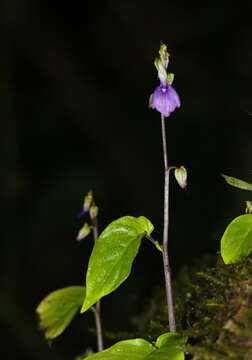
90,205,99,220
154,58,168,85
83,191,93,212
174,166,187,189
76,222,91,241
245,201,252,214
159,42,170,69
167,73,174,85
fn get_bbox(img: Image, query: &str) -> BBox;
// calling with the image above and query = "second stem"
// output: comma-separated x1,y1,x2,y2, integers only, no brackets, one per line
92,218,104,351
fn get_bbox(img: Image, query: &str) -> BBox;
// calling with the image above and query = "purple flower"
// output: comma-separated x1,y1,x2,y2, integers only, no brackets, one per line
149,83,181,118
77,208,88,219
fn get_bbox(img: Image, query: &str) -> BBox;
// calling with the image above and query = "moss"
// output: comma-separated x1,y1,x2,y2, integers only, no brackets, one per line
180,256,252,359
130,255,252,359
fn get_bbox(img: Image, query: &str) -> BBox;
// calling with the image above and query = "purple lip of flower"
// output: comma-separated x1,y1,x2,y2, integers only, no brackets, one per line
149,83,181,117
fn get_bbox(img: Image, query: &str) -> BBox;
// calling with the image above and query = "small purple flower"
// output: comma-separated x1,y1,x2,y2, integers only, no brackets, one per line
149,83,180,118
77,208,88,219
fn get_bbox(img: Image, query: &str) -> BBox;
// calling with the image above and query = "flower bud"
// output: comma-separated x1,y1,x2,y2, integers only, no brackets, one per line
174,166,187,189
159,42,170,69
90,205,99,220
83,191,93,212
167,73,174,85
154,58,167,85
245,201,252,214
76,223,91,241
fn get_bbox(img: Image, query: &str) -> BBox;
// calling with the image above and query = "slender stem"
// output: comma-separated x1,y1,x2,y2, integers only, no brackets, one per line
161,114,176,332
91,217,104,351
92,302,103,352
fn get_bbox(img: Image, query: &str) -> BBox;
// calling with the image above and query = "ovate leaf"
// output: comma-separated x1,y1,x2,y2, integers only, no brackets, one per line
146,332,187,360
77,334,187,360
221,214,252,264
81,216,154,312
37,286,85,339
222,174,252,191
78,338,155,359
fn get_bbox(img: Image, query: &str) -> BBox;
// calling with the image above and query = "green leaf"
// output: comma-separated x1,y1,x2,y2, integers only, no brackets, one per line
78,334,187,360
222,174,252,191
81,216,154,312
221,214,252,264
155,332,187,348
145,333,187,360
145,347,184,360
79,338,155,359
36,286,85,339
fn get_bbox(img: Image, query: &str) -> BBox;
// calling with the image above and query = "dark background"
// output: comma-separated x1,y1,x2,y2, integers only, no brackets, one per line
1,1,252,359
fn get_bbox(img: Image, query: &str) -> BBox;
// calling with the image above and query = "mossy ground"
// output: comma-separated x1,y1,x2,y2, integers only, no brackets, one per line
106,255,252,359
176,255,252,359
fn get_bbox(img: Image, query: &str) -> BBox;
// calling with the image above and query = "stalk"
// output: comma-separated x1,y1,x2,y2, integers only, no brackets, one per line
91,217,104,351
161,114,176,332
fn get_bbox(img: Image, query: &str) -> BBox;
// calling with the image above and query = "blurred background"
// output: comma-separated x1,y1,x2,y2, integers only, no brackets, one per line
1,0,252,359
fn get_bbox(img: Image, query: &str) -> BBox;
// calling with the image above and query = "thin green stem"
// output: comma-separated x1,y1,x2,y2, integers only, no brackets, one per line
91,217,104,351
161,114,176,332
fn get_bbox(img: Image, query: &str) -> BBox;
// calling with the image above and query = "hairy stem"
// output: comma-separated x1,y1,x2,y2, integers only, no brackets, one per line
161,114,176,332
92,218,104,351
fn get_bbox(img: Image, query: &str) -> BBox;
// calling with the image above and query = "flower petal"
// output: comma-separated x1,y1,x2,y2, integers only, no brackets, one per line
150,84,180,117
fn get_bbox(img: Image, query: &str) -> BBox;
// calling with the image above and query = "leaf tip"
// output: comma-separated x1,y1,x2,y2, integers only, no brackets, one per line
80,300,91,314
